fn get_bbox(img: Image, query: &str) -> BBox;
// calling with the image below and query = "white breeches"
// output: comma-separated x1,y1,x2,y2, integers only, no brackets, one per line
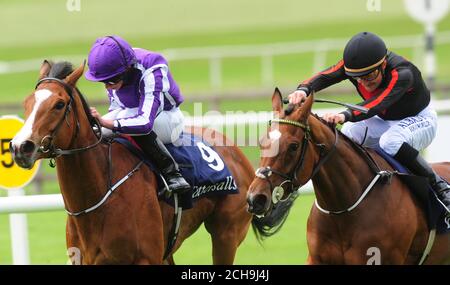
340,104,437,156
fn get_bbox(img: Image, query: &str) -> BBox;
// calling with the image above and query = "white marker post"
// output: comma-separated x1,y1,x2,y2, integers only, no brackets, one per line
0,115,41,265
404,0,450,91
7,188,30,265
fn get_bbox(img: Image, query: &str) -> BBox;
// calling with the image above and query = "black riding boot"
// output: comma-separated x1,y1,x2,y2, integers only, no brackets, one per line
394,143,450,214
134,132,190,194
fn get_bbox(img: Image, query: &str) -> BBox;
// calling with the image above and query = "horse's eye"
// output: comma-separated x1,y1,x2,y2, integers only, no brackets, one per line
289,143,299,152
55,101,65,110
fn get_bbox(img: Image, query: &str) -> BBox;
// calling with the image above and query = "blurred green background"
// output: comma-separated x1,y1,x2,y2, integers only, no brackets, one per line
0,0,449,264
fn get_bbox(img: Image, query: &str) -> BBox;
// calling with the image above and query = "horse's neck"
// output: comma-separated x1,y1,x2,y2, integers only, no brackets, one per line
57,149,108,212
56,106,108,215
310,119,375,212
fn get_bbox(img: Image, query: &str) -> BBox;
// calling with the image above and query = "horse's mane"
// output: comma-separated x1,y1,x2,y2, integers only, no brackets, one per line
48,61,96,126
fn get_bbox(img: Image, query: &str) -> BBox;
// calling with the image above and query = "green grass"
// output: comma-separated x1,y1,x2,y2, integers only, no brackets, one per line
177,194,314,265
0,210,67,264
0,193,315,265
0,0,408,50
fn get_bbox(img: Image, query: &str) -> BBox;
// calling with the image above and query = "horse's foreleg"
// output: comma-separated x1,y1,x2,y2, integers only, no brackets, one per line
206,210,251,265
209,222,251,265
210,233,238,265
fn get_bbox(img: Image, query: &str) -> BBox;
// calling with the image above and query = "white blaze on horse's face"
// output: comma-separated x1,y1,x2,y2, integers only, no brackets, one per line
269,129,281,141
260,129,282,157
11,89,53,148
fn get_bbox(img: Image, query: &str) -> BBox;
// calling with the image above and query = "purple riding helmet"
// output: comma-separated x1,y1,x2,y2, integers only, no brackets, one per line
85,35,137,82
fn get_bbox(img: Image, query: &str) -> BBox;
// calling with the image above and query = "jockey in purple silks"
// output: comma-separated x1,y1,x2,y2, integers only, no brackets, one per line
85,35,190,194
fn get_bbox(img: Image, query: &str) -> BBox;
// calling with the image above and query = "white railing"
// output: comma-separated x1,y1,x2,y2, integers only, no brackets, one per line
0,192,64,214
2,32,450,90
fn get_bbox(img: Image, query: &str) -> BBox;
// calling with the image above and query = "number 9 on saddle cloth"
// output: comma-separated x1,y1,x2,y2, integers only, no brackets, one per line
113,132,239,209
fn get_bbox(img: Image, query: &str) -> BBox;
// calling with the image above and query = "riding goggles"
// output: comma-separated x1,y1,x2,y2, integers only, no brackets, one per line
353,67,381,82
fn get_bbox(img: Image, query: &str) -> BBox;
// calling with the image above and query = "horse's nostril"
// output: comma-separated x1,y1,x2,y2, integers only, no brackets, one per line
20,140,36,154
248,194,268,215
254,194,267,207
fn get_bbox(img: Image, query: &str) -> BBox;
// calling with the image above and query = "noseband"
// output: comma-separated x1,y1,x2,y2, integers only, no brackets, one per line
35,77,102,163
255,118,338,204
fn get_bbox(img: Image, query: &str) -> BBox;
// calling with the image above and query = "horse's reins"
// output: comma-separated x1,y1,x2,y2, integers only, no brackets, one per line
255,118,339,205
35,77,103,161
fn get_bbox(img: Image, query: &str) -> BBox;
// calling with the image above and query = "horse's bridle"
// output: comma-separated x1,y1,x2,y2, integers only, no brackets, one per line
255,118,339,204
35,77,103,162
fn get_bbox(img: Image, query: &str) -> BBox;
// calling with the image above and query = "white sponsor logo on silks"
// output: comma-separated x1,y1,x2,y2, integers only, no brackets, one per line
445,216,450,229
192,176,237,198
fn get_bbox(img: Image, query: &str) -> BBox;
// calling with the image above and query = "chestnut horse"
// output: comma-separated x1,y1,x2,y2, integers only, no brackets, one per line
247,88,450,264
10,61,255,264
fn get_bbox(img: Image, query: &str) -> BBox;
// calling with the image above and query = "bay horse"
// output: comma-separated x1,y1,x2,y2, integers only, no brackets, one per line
247,88,450,264
10,61,255,264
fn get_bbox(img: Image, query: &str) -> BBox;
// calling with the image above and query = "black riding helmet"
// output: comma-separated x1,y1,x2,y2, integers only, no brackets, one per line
343,32,387,77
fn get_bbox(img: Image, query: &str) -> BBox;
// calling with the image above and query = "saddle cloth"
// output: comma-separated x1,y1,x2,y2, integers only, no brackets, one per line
374,147,450,234
114,133,239,209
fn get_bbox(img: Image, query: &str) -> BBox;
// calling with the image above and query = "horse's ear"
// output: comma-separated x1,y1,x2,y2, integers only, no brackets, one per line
299,91,314,122
38,60,52,80
65,61,86,87
272,87,283,115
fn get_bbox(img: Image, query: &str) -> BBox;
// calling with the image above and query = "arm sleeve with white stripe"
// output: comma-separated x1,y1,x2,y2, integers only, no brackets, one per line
107,90,122,113
114,65,169,134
